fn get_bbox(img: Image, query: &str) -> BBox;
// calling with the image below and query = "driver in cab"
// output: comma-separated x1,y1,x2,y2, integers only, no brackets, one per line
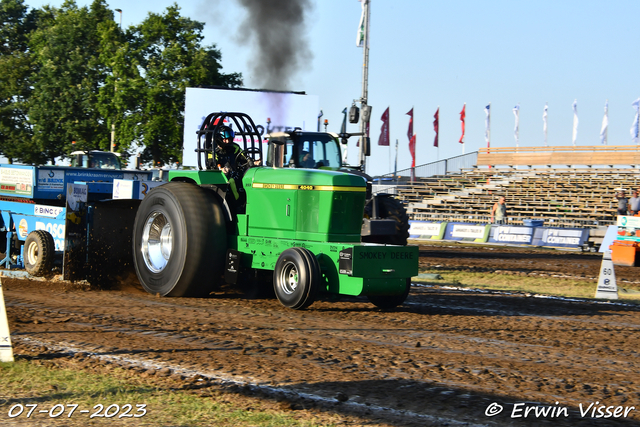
211,125,252,200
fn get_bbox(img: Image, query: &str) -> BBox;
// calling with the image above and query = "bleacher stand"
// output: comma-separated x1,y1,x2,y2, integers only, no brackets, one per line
376,145,640,249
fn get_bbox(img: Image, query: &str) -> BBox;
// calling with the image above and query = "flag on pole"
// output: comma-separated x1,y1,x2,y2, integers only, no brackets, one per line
572,99,578,146
458,104,466,144
356,0,366,47
378,107,390,146
407,108,416,167
631,98,640,144
484,104,491,148
513,104,520,147
600,100,609,145
543,103,548,146
433,107,439,147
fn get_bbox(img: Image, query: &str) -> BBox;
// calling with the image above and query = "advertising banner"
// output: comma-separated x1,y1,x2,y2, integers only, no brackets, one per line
409,221,446,240
0,165,33,197
488,225,534,245
444,223,490,242
532,227,589,248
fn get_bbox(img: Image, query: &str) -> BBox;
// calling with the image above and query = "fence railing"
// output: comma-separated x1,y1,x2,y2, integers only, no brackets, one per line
380,151,478,181
476,144,640,168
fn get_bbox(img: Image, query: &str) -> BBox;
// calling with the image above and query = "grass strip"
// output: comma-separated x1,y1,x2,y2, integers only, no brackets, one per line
416,269,640,302
0,358,331,426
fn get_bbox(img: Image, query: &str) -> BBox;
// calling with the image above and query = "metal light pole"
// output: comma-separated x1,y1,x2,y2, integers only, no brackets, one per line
111,9,122,152
115,8,122,28
358,0,370,172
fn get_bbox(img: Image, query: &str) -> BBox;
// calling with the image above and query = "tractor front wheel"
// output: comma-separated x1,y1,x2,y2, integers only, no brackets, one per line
133,182,227,297
367,278,411,309
273,248,320,309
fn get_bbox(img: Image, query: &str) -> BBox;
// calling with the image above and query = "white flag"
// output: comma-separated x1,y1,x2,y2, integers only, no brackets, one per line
542,103,548,146
572,99,578,146
600,100,609,145
484,104,491,147
513,104,520,147
631,98,640,144
356,0,366,47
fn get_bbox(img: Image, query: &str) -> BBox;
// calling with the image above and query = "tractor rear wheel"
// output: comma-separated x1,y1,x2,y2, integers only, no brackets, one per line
273,248,320,309
367,278,411,309
133,182,227,297
362,195,410,246
24,230,55,277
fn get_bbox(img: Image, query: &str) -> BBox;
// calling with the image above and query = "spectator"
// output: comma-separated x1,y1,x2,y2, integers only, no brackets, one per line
615,191,629,216
629,190,640,216
491,196,507,224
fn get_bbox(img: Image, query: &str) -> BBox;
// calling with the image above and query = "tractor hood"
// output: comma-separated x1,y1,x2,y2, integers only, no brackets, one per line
246,167,366,189
243,168,367,242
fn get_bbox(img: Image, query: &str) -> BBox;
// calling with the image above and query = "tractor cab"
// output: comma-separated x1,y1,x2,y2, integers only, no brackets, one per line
266,131,343,170
71,150,121,169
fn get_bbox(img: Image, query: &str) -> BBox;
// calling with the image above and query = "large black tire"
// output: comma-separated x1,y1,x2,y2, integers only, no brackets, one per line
24,230,55,277
132,182,227,297
273,247,320,309
362,195,410,246
367,278,411,309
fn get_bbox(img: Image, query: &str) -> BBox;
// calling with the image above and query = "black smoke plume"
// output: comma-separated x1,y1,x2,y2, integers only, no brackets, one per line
236,0,313,91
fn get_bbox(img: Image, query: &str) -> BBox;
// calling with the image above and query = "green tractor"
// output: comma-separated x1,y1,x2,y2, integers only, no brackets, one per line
132,112,418,309
265,130,410,246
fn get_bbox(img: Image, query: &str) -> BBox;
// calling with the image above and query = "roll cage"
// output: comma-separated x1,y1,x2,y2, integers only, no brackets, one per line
195,112,264,171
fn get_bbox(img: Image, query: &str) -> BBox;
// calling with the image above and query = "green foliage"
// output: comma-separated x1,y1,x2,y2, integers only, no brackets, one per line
28,0,116,164
0,0,241,166
0,0,38,163
124,4,242,166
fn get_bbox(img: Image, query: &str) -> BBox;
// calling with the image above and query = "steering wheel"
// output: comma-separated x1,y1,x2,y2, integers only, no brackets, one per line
241,147,262,168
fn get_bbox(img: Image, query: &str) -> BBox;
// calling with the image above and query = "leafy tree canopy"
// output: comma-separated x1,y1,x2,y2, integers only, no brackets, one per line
0,0,241,166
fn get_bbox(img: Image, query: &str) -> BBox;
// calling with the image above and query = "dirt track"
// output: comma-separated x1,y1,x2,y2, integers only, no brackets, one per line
3,243,640,426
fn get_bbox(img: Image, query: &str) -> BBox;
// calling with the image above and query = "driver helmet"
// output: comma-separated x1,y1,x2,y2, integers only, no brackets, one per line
216,126,235,144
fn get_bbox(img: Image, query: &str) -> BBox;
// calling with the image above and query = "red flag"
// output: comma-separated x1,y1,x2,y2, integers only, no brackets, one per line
409,135,416,167
378,107,390,146
459,103,466,144
406,108,415,167
433,107,439,147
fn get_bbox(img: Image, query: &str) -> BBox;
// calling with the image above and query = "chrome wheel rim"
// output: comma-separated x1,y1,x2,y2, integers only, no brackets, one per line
279,261,298,295
141,211,172,273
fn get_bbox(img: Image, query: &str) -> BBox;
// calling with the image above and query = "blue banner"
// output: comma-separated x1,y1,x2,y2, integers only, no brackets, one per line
489,225,534,245
532,228,589,248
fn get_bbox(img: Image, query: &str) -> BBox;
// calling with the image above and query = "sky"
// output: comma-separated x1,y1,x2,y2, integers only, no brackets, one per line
21,0,640,177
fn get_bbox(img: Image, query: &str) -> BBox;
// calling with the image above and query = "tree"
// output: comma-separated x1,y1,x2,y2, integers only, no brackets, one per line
124,4,241,167
1,1,241,166
0,0,38,163
28,0,117,164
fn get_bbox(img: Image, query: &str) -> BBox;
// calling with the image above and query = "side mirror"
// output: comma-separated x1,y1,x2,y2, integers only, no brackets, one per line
361,137,371,156
349,105,360,124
